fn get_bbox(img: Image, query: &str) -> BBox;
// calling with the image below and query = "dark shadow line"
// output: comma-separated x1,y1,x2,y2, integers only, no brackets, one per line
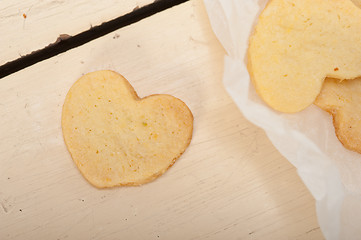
0,0,189,79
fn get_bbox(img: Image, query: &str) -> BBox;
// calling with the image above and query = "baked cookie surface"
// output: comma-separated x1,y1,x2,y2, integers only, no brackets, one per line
315,77,361,154
248,0,361,113
62,70,193,188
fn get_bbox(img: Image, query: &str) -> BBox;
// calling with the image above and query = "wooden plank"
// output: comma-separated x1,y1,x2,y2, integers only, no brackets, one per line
0,0,323,239
0,0,153,65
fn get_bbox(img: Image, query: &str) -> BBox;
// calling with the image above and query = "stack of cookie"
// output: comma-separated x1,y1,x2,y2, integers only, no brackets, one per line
248,0,361,153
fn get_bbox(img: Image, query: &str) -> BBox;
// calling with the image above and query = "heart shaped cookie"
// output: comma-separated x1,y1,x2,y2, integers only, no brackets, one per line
62,70,193,188
315,77,361,154
248,0,361,113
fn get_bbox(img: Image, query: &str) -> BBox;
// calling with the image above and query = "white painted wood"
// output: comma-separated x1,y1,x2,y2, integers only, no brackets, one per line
0,0,323,239
0,0,153,65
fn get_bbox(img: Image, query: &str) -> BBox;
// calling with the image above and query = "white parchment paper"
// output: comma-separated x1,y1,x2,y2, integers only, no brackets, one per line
203,0,361,239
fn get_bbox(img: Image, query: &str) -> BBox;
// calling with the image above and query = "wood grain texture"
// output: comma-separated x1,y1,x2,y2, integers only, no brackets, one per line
0,0,152,65
0,0,323,239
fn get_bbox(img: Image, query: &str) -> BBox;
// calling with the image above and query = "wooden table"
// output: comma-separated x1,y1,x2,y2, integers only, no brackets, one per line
0,0,324,239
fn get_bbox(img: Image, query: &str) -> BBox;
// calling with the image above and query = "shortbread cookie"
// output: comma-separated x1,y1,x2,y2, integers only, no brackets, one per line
62,70,193,188
315,77,361,154
248,0,361,113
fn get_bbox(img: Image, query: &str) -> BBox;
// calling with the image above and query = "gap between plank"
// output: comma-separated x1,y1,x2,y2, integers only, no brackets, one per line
0,0,189,79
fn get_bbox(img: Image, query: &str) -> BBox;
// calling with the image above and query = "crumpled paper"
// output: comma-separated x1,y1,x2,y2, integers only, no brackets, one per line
203,0,361,239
